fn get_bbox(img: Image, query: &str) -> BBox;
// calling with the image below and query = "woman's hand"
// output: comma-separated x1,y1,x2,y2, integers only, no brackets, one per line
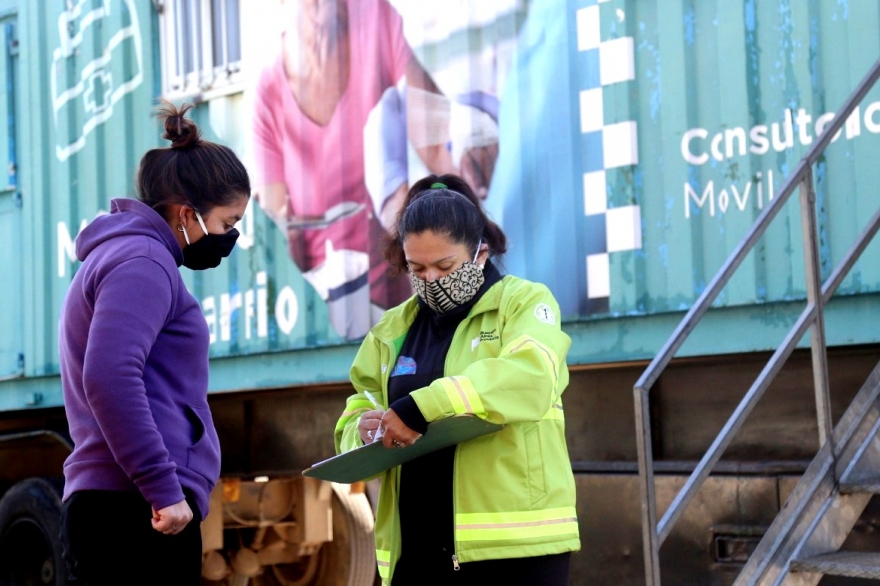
359,409,384,443
380,409,423,449
459,143,498,199
151,499,193,535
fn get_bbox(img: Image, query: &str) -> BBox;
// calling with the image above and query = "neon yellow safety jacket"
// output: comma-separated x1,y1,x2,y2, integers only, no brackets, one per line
335,275,580,584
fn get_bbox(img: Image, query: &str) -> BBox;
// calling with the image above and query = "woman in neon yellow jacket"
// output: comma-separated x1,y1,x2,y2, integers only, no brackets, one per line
335,174,579,585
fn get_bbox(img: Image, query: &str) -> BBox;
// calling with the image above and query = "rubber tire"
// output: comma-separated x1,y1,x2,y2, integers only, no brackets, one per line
0,477,68,586
319,483,377,586
269,483,377,586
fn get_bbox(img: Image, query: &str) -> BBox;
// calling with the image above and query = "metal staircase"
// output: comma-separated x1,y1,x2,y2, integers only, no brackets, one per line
736,362,880,584
634,57,880,585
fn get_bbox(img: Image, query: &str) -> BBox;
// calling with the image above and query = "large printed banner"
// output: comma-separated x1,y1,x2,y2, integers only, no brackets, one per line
226,0,880,351
53,0,880,357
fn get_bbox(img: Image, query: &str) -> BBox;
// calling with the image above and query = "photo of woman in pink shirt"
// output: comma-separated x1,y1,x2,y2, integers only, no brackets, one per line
252,0,499,339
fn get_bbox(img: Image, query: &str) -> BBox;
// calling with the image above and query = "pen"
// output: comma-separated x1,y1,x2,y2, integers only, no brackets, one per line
363,391,385,442
363,390,383,410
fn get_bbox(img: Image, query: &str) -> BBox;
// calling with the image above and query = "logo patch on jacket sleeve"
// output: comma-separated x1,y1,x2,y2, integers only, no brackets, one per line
391,355,417,376
534,303,556,325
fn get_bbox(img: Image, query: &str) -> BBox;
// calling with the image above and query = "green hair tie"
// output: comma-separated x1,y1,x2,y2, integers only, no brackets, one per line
430,182,447,189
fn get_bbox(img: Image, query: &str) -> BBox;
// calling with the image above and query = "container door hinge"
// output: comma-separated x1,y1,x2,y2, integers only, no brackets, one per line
6,36,16,58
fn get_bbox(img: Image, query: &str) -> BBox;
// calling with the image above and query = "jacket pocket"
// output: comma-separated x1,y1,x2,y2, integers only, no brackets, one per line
185,405,221,482
523,424,547,507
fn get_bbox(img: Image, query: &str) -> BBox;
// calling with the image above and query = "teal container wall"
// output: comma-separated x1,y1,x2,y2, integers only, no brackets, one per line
482,0,880,362
617,0,880,314
0,2,20,379
0,0,879,403
0,0,343,397
626,0,880,352
14,1,160,380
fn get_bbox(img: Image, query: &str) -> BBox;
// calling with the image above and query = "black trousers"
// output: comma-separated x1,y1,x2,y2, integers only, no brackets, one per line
59,490,202,586
392,551,571,586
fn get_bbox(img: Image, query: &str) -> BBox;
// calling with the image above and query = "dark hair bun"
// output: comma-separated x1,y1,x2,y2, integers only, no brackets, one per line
158,101,201,149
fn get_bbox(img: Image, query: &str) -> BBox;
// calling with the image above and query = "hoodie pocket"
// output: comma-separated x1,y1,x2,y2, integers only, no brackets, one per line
185,405,221,482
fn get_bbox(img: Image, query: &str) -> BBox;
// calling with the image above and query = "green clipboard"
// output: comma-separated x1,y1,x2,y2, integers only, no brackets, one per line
303,415,503,484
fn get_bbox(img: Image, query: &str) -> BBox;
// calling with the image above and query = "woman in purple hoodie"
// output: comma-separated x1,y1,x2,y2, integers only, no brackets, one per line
58,102,250,585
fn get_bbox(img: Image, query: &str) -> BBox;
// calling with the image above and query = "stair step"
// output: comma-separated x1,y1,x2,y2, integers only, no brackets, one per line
840,479,880,494
792,552,880,579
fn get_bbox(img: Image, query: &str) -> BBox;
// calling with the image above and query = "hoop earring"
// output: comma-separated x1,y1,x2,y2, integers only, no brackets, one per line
178,224,191,245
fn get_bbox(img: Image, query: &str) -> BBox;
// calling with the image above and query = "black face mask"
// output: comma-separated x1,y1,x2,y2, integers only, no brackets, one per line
181,211,239,270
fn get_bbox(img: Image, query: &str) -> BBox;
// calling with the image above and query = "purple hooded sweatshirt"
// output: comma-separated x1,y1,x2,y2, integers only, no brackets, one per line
59,198,220,520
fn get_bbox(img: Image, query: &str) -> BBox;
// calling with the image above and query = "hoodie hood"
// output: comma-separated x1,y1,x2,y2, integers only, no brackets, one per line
76,198,183,266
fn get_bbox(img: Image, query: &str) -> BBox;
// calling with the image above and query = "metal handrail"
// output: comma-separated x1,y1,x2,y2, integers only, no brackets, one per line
634,56,880,586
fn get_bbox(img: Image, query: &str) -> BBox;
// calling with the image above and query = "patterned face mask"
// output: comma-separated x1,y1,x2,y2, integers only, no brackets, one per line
410,261,486,313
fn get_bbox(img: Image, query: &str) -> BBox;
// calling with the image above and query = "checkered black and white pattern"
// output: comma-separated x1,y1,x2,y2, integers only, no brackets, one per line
576,0,642,312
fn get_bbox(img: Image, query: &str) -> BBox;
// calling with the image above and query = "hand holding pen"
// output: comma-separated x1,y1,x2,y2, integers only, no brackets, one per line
360,391,385,443
367,391,425,449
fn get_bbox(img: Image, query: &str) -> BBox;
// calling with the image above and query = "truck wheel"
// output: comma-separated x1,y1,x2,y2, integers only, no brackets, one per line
270,483,376,586
0,477,67,586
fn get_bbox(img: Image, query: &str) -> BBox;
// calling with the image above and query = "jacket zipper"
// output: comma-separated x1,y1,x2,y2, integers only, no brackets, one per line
451,422,460,571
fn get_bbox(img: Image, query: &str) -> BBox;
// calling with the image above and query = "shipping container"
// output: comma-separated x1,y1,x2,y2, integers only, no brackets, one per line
0,0,878,584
